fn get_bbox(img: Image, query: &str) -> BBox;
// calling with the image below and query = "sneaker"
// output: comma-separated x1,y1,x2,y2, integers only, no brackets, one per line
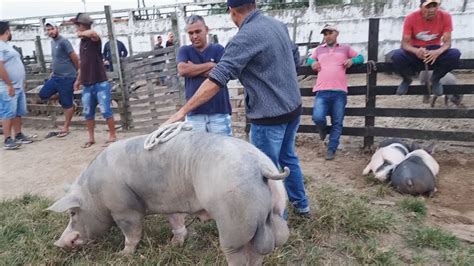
431,79,444,96
4,137,20,150
326,150,336,160
396,78,412,95
15,133,33,144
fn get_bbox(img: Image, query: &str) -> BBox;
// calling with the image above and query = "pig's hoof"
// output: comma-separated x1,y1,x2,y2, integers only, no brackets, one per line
171,235,185,246
117,248,135,256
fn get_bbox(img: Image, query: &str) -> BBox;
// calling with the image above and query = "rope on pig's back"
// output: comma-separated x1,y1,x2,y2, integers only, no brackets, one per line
144,122,193,150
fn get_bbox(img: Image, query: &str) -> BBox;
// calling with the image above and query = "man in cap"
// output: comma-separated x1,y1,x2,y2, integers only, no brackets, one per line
307,24,363,160
39,21,80,137
177,15,232,136
0,21,33,150
391,0,461,96
72,13,117,148
166,0,310,218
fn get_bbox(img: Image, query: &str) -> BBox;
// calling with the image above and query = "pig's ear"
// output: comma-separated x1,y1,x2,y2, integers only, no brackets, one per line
47,195,81,213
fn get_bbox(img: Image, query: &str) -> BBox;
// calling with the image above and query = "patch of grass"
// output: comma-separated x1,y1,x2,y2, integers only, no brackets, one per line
441,247,474,266
375,183,393,198
315,186,395,238
398,197,427,217
407,226,460,250
338,238,397,265
411,253,429,264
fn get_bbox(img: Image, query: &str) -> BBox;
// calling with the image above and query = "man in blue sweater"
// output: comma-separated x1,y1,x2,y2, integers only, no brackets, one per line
166,0,310,218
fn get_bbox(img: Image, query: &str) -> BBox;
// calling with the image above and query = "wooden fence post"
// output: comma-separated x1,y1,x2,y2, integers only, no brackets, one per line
171,12,185,106
104,5,129,130
34,36,46,73
364,18,379,149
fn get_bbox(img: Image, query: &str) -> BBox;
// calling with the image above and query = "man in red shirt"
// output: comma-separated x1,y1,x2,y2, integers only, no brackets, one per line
391,0,460,96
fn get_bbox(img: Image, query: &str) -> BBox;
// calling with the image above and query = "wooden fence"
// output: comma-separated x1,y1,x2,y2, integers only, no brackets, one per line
120,47,180,132
295,18,474,148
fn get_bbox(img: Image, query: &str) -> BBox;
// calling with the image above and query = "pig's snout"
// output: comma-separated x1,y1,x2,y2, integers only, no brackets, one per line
54,231,84,249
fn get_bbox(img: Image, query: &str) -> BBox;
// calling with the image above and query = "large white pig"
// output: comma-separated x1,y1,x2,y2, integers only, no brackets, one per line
48,131,290,265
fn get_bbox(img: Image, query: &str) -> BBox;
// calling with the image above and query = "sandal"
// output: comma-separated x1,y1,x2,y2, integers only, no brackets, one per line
81,141,95,148
45,131,59,138
102,138,117,147
57,131,70,138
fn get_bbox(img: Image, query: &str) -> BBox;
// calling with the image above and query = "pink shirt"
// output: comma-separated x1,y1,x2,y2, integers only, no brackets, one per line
310,43,358,92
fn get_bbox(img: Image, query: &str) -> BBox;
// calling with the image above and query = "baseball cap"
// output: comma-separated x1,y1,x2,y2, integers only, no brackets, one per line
71,13,93,25
227,0,255,8
320,24,338,34
420,0,440,7
45,21,58,28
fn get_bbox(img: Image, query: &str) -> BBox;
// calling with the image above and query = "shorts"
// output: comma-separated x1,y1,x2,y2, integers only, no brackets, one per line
0,88,28,119
39,76,76,109
81,81,113,120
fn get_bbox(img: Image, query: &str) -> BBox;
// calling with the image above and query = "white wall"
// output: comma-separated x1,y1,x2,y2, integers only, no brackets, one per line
8,0,474,62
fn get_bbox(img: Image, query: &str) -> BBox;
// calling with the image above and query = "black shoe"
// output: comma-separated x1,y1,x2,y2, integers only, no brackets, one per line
318,127,327,141
15,132,33,144
4,137,20,150
396,78,412,95
326,150,335,160
297,211,311,219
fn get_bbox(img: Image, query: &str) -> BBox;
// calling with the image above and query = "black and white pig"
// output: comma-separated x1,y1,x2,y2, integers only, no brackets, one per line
390,148,439,196
362,139,410,182
47,131,290,265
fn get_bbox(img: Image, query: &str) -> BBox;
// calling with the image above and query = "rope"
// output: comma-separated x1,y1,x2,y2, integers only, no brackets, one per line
366,60,377,102
143,122,193,150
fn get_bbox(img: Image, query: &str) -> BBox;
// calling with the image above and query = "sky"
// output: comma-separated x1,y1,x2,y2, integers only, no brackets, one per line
0,0,183,20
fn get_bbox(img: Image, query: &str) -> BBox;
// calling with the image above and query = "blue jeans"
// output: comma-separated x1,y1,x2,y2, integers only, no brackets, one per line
391,45,461,81
186,113,232,136
312,90,347,152
0,88,27,119
250,116,309,214
81,81,113,120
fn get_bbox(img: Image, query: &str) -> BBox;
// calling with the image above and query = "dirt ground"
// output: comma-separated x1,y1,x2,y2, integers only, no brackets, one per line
0,73,473,244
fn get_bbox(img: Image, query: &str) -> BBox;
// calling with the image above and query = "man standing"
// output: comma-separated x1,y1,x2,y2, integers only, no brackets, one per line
166,0,310,217
166,32,175,47
391,0,461,96
103,39,128,72
177,15,232,136
154,35,163,50
39,21,79,137
72,13,117,148
0,21,33,150
307,24,364,160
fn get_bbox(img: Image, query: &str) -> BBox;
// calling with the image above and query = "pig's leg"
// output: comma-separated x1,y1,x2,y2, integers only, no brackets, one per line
223,246,248,266
113,211,143,255
246,243,264,266
167,213,187,246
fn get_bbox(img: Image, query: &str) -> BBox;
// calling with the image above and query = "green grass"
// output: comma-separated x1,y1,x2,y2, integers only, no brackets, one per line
407,226,460,250
338,239,398,265
398,197,427,217
315,186,395,238
1,190,470,264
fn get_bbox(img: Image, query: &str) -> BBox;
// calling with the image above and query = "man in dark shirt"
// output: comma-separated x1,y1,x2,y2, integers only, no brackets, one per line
103,39,128,72
177,15,232,136
72,13,117,148
154,35,163,50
